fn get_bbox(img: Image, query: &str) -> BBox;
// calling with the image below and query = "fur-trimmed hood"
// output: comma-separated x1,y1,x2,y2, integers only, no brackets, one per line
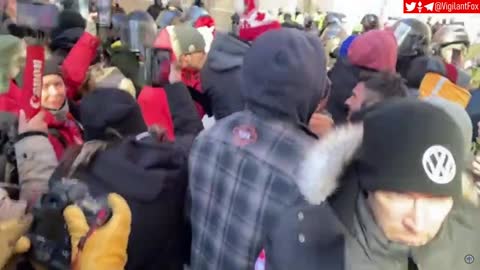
297,124,364,205
296,124,479,207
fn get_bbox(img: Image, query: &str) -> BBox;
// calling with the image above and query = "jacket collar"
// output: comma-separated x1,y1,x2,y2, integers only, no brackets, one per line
296,124,363,205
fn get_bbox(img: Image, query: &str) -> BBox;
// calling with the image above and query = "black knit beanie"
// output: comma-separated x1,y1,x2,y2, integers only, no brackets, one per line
355,98,465,199
43,59,63,77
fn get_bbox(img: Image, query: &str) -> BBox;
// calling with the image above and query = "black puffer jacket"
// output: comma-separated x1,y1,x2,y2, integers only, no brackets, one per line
200,32,250,120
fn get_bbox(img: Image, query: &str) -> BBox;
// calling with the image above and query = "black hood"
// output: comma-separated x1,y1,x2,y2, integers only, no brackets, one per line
326,58,362,124
80,88,147,141
242,29,328,127
207,32,250,72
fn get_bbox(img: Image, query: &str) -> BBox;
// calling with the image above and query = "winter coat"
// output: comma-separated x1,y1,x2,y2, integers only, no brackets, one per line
0,36,44,116
72,83,202,270
265,125,480,270
61,31,101,101
326,58,363,124
14,134,58,207
189,29,326,269
200,32,250,120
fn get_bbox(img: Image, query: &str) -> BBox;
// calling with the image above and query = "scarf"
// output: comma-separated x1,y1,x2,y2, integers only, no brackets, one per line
46,102,83,160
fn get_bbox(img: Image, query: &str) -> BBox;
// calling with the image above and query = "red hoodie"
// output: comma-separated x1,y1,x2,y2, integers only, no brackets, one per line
61,32,101,100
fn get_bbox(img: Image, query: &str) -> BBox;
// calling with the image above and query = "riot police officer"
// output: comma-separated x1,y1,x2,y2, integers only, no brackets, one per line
391,18,432,80
320,19,348,69
432,24,470,67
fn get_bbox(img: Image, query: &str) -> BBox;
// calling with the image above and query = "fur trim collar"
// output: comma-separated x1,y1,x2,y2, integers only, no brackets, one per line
297,124,364,205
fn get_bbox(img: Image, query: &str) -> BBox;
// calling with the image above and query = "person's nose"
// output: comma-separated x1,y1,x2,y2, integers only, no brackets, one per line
345,97,352,107
48,85,58,96
403,199,426,233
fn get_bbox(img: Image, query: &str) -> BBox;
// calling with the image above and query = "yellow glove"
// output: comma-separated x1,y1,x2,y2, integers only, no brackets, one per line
0,215,33,269
63,193,132,270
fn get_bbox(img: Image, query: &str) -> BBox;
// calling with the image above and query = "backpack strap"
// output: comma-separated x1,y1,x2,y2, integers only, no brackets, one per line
49,144,84,184
48,127,68,149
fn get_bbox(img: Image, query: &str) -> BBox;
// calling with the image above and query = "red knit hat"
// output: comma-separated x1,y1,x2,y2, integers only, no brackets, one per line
348,30,398,73
235,0,281,41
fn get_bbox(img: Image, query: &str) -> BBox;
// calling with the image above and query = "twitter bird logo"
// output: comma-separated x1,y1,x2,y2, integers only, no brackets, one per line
406,2,416,12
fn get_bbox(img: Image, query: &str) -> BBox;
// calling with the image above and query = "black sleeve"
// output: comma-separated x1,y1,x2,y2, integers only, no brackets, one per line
163,82,204,138
187,86,213,117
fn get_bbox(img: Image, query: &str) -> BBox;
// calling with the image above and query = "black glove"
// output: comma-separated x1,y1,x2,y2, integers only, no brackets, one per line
23,28,48,46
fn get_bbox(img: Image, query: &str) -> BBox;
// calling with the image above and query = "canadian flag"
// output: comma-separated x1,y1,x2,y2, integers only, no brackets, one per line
235,0,280,41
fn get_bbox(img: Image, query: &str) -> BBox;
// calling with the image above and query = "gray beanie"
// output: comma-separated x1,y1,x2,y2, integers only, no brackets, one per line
425,96,473,159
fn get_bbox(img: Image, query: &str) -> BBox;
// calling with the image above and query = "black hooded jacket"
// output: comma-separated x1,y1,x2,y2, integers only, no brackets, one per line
200,32,250,120
73,86,203,270
188,29,327,270
241,29,327,130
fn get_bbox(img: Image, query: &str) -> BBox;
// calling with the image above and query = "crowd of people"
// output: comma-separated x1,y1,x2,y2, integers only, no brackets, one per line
0,0,479,269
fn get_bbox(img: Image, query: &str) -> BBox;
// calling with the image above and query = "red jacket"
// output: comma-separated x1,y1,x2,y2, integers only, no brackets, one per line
137,85,175,140
61,32,100,100
0,80,23,114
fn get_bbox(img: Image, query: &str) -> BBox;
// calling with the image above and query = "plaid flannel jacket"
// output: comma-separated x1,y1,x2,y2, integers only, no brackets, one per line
189,111,316,270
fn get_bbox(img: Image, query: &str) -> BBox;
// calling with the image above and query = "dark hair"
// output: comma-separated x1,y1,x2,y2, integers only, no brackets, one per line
360,72,408,99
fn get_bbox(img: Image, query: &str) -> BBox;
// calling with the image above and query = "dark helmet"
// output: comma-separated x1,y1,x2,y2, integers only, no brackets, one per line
123,11,157,56
432,24,470,49
156,8,182,29
321,12,345,32
361,14,379,32
184,5,209,26
432,25,470,65
391,18,431,57
304,15,314,28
